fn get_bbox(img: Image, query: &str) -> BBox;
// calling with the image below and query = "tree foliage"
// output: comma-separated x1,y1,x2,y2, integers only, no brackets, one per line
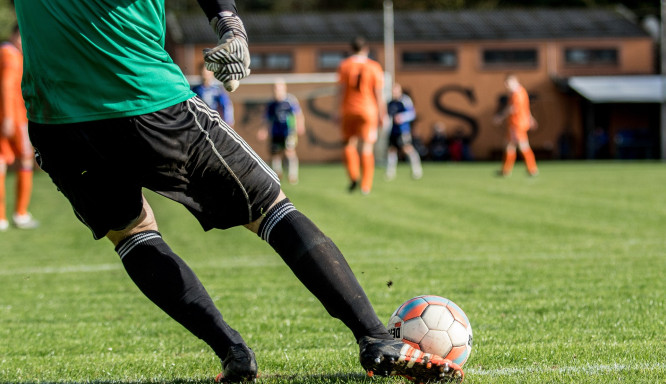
0,0,658,39
0,1,16,40
166,0,658,17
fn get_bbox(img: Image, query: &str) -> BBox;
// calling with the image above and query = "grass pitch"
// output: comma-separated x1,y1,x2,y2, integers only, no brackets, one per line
1,161,664,384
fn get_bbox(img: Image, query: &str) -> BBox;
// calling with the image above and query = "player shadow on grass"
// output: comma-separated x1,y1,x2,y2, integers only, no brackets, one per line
254,372,373,383
28,373,375,384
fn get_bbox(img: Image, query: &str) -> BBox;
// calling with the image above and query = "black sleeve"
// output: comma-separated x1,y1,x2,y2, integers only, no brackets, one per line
196,0,238,21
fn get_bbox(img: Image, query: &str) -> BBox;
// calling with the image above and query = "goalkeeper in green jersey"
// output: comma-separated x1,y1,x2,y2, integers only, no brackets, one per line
14,1,464,382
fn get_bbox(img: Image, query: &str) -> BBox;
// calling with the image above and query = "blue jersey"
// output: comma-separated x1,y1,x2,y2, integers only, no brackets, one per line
192,83,235,125
265,95,301,138
387,94,416,136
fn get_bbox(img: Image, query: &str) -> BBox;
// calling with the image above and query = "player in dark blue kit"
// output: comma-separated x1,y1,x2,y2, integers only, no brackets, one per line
192,62,235,126
386,83,423,180
16,0,463,382
258,79,304,184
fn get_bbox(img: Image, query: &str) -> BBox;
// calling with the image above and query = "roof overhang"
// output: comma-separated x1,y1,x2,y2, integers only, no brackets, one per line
568,75,665,104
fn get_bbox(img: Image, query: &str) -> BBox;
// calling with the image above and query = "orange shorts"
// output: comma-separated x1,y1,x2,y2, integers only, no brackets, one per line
506,125,529,144
341,113,378,144
0,124,33,164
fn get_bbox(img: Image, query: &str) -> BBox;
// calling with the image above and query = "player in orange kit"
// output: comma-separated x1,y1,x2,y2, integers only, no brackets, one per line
0,24,38,230
336,37,387,195
494,74,539,177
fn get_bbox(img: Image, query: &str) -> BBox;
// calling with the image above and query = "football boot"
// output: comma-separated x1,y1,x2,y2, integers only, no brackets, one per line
359,336,464,383
215,344,257,383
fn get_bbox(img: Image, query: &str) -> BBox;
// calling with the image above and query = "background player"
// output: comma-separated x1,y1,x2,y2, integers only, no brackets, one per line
494,74,539,177
336,36,387,195
386,83,423,180
258,79,304,185
0,24,37,230
15,1,463,383
192,62,235,127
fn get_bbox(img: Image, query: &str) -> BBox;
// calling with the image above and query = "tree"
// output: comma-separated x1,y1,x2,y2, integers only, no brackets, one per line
166,0,658,15
0,1,16,40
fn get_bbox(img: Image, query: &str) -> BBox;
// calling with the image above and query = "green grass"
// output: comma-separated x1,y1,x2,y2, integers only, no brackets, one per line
1,161,665,384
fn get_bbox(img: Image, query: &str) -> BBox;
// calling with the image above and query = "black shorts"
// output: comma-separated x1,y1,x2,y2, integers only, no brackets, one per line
269,134,297,154
29,97,281,239
388,132,413,150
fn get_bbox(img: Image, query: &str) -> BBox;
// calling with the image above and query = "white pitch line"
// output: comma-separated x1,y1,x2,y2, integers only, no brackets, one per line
0,263,121,276
468,362,666,376
0,255,280,276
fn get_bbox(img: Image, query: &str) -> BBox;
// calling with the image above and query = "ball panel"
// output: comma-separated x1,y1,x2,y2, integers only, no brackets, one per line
447,321,470,346
420,330,452,357
446,345,470,366
402,317,429,343
388,315,402,328
422,295,450,306
446,302,470,328
396,297,429,321
420,305,454,331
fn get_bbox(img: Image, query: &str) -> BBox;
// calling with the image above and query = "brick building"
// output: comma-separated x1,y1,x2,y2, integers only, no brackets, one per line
167,7,657,162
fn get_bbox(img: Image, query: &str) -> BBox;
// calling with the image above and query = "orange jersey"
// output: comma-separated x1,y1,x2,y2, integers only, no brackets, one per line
0,42,26,127
337,55,384,117
507,85,530,132
0,42,30,163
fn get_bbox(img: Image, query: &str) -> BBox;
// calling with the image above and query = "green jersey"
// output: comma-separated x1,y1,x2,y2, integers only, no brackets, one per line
15,0,195,124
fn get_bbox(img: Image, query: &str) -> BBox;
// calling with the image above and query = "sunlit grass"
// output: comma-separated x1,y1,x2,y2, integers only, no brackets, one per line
1,161,664,383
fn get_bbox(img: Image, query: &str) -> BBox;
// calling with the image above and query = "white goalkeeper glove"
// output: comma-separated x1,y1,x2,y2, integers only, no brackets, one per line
203,11,250,92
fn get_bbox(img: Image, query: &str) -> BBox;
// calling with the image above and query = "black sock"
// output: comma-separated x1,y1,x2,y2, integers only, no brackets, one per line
258,199,390,341
116,230,244,358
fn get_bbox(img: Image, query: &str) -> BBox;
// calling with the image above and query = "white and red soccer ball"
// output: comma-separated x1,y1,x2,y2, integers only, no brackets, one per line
387,295,473,367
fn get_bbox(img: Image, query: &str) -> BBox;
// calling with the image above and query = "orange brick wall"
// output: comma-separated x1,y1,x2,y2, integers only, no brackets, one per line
171,35,655,161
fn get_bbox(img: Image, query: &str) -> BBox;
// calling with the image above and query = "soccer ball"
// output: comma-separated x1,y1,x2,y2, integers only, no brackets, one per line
387,295,473,367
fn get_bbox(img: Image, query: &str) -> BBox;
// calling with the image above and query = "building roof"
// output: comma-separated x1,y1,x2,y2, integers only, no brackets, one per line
568,75,665,104
171,8,650,45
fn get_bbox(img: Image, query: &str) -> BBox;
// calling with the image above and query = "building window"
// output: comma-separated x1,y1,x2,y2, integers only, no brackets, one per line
316,49,379,71
401,50,457,69
318,51,346,70
564,48,618,66
250,52,293,72
482,48,538,68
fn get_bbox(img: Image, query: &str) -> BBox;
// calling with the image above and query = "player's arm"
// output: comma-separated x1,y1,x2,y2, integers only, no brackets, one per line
373,69,388,129
196,0,249,92
257,104,271,141
195,0,238,18
396,95,416,125
529,115,538,131
295,109,305,136
374,86,389,130
333,70,345,125
493,95,515,125
257,112,269,140
288,95,306,135
256,126,268,141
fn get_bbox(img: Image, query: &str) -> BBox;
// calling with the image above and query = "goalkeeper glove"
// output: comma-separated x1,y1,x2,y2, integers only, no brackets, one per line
203,11,250,92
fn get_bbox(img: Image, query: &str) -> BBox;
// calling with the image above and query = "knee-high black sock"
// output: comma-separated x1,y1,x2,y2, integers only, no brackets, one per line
116,231,244,358
258,199,390,341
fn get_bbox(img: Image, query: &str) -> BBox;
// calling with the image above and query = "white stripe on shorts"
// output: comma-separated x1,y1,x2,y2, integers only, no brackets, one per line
187,97,279,223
